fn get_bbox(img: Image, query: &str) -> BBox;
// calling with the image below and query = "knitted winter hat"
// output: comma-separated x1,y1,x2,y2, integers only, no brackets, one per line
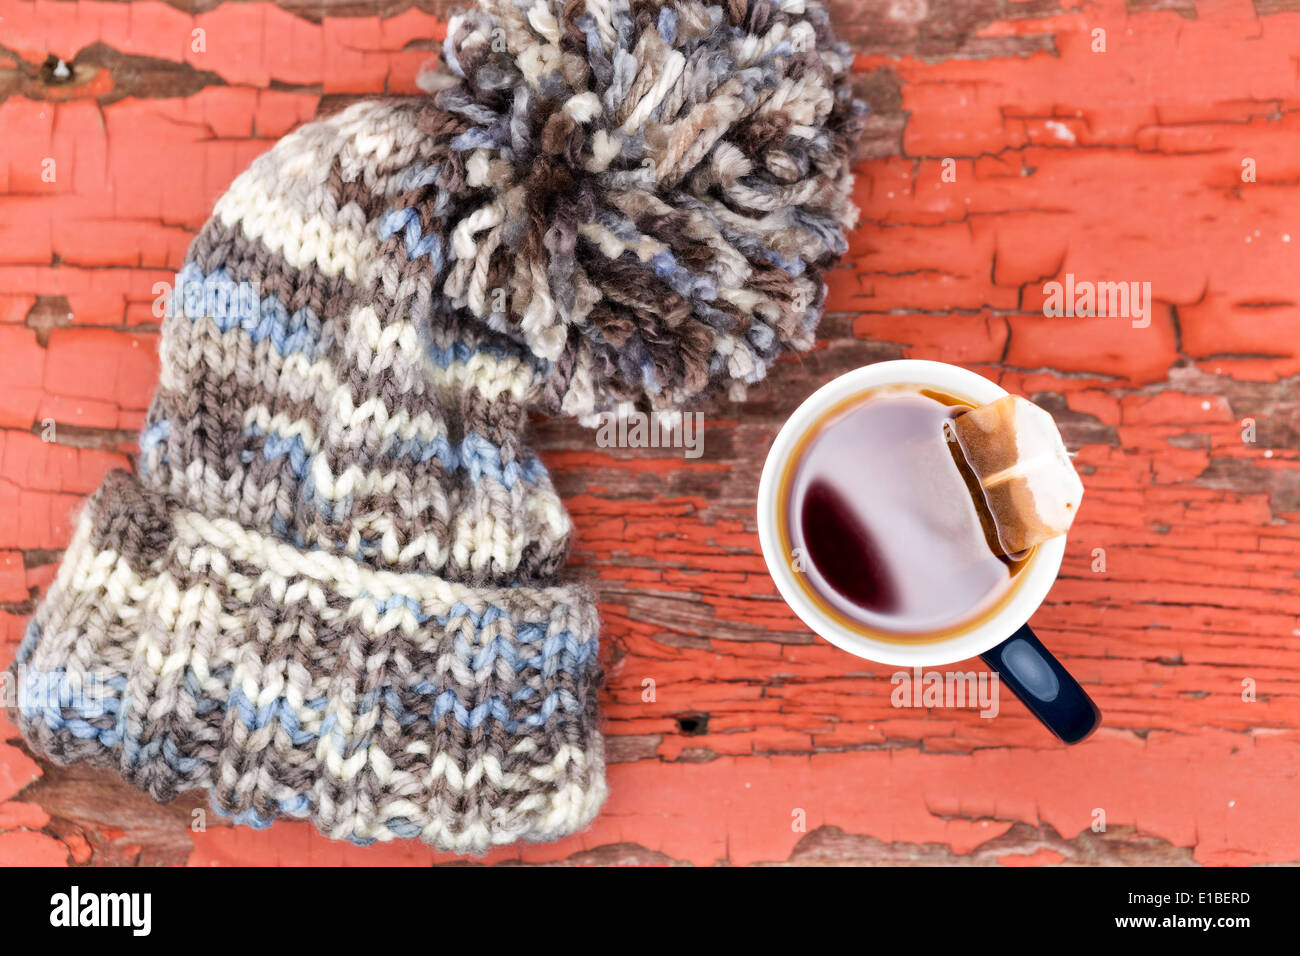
9,0,860,852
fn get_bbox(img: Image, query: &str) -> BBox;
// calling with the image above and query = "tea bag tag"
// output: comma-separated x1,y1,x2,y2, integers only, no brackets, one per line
950,395,1083,555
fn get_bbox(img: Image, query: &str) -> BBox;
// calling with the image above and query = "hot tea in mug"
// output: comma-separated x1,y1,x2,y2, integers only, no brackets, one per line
757,360,1102,744
777,383,1032,642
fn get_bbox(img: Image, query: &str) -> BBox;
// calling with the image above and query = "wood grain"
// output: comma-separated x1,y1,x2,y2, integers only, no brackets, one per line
1,0,1299,866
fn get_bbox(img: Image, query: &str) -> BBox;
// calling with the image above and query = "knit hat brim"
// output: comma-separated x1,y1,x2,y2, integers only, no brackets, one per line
11,470,605,852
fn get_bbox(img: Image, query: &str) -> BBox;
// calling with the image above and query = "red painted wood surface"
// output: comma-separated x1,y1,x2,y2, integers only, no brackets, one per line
1,0,1299,866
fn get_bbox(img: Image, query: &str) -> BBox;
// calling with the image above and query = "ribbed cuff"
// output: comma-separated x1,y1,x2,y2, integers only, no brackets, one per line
10,470,606,853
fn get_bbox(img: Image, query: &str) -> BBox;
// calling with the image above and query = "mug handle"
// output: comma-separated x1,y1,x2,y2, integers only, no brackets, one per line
980,624,1101,744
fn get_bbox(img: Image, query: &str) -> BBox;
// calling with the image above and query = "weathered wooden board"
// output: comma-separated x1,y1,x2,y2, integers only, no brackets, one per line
1,0,1298,866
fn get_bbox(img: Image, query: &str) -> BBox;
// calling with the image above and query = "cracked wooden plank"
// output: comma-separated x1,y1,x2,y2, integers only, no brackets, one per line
1,0,1299,866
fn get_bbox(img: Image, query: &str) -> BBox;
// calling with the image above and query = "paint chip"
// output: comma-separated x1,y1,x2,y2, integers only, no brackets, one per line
1044,120,1077,144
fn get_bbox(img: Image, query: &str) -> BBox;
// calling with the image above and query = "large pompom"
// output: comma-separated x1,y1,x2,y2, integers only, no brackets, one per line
419,0,863,419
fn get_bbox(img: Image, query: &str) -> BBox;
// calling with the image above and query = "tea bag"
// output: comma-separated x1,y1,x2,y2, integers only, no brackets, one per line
949,395,1083,555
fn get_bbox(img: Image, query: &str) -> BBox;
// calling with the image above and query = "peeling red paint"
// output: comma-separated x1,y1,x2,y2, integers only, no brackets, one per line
63,830,92,864
1,0,1299,866
0,800,49,829
0,829,67,865
189,822,439,867
999,849,1068,867
0,742,42,805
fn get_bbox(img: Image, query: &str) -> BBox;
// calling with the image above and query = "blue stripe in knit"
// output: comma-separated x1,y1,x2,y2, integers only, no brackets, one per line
242,425,549,493
18,597,593,745
378,207,445,268
172,262,324,357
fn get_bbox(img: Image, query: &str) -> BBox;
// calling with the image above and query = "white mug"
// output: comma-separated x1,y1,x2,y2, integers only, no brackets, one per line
756,360,1100,743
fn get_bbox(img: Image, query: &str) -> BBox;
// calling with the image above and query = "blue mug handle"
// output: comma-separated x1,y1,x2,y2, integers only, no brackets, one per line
980,624,1101,744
